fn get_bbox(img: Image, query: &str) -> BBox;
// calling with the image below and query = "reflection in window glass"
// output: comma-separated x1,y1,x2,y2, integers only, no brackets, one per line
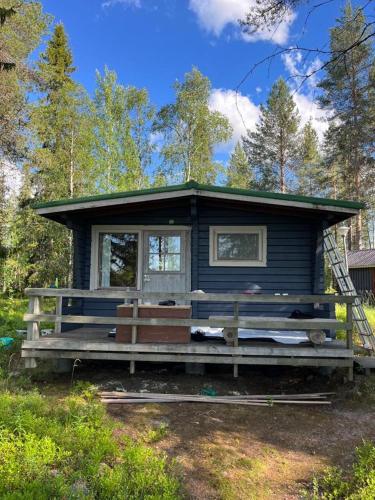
99,233,138,287
148,235,181,272
217,233,259,261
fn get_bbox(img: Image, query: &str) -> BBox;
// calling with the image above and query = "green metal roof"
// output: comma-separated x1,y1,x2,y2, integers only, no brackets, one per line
33,180,365,211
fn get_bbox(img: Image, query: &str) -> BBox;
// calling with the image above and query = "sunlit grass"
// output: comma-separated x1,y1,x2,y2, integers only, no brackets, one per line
335,304,375,343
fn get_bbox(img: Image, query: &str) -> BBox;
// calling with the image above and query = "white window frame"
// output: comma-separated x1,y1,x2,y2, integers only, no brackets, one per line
209,226,267,267
90,225,191,290
90,225,142,290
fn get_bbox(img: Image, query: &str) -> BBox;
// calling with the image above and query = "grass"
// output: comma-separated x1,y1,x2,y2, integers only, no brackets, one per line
304,441,375,499
335,303,375,343
0,386,181,499
0,299,181,498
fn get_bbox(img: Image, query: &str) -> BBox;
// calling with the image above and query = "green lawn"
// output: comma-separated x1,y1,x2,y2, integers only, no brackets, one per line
0,298,181,498
0,387,181,499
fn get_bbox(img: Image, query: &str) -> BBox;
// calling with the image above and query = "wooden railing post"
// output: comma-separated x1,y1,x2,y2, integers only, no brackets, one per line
346,301,354,382
129,298,138,375
233,301,239,378
25,295,41,368
54,296,63,334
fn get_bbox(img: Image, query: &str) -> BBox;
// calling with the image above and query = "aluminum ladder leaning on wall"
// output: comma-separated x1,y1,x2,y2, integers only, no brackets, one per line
323,228,375,353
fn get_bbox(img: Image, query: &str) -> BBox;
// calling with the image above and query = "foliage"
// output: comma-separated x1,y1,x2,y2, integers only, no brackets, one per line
305,441,375,499
243,78,300,193
226,141,253,189
319,2,374,249
154,67,232,184
335,303,375,344
296,120,324,196
93,67,154,192
0,390,181,499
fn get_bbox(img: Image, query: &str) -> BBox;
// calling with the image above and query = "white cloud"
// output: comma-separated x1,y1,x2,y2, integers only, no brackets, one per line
293,92,329,141
281,49,329,140
209,86,329,152
255,86,262,93
102,0,141,9
282,50,322,90
209,88,260,149
189,0,295,44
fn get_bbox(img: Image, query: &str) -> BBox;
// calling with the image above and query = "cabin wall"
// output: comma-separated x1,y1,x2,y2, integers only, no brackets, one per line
63,197,329,325
194,200,326,319
349,267,375,293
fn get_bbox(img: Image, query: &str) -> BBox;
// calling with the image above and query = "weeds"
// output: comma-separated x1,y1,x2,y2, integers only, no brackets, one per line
304,441,375,499
0,389,181,498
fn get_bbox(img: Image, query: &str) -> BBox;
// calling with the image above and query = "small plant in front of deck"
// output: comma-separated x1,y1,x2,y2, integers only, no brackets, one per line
144,422,170,443
304,441,375,499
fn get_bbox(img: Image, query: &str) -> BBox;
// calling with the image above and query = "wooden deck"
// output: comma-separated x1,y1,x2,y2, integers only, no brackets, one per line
22,289,356,378
22,327,354,368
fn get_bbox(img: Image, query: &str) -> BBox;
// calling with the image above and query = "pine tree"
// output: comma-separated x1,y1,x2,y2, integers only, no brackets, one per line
3,23,95,291
296,120,323,196
227,142,253,189
319,2,374,249
153,67,232,184
243,78,299,193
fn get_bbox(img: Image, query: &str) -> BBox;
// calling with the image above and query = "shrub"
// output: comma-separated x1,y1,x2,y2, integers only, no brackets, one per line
305,441,375,499
0,390,181,499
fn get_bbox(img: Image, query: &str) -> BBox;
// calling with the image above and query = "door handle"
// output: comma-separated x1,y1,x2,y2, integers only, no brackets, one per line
144,274,151,282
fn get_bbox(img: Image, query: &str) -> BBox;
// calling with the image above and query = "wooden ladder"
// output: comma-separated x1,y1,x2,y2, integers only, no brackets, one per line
324,228,375,352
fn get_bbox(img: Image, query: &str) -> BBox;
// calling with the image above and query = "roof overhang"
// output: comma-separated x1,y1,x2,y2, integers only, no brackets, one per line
35,187,361,220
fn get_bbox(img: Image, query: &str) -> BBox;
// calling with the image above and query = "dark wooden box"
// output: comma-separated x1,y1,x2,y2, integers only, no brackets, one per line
116,304,191,343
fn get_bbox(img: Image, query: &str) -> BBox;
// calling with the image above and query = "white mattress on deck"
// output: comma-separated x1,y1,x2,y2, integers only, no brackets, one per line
191,327,331,345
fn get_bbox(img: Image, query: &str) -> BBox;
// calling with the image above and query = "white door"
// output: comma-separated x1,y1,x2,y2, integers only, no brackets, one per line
142,230,190,296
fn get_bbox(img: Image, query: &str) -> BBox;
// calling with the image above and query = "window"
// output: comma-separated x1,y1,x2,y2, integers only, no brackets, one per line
209,226,267,267
147,234,181,272
97,232,138,288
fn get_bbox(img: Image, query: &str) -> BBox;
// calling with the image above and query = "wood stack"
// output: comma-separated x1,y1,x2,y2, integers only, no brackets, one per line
99,391,334,406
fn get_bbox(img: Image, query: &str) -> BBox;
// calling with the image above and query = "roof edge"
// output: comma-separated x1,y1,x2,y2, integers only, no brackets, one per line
33,181,365,213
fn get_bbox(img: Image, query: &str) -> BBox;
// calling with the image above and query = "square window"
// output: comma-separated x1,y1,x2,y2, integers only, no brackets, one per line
147,235,181,272
209,226,267,267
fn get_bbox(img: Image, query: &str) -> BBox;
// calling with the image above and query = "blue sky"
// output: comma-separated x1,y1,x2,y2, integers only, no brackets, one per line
39,0,368,163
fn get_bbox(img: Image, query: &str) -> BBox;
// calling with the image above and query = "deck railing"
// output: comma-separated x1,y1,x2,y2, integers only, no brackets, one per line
23,288,355,378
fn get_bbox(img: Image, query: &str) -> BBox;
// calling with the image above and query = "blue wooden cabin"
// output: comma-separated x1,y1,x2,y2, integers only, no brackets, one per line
34,180,362,323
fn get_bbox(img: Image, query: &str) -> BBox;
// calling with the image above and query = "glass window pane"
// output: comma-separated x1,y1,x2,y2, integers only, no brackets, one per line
149,236,163,253
148,253,163,271
147,234,182,272
165,254,181,271
165,236,180,253
99,233,138,287
217,233,259,261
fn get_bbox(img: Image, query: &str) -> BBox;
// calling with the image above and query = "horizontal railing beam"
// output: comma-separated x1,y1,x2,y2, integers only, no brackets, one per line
21,339,353,357
23,313,350,331
24,288,356,304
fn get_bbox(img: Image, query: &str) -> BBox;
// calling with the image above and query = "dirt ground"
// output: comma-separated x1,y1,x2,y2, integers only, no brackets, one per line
40,361,375,500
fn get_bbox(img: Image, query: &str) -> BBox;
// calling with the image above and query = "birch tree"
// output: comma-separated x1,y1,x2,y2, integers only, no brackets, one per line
93,67,154,192
153,67,232,184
